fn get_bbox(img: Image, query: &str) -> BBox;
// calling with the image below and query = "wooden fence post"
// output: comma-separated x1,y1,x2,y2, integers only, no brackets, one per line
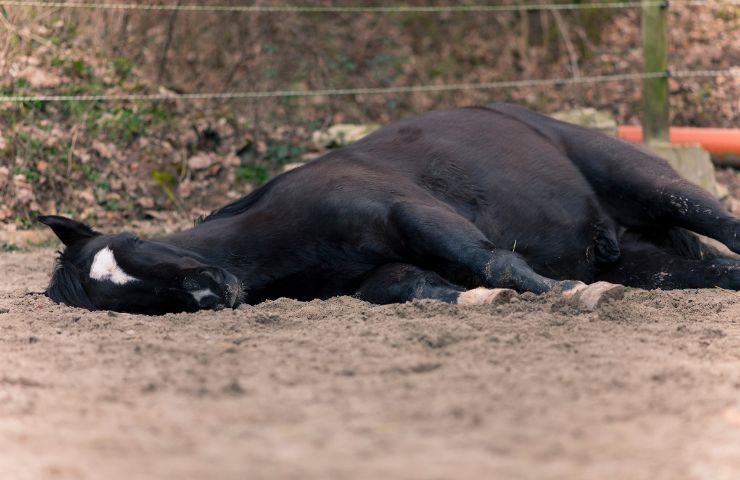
641,0,669,143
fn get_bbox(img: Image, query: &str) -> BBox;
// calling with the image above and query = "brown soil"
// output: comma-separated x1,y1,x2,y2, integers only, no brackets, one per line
2,248,740,480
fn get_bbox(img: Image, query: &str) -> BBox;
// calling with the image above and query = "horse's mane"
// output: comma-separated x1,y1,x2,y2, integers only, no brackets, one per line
197,174,281,224
46,251,95,310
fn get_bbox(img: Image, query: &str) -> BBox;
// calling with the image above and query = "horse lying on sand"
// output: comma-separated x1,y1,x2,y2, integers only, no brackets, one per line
40,103,740,314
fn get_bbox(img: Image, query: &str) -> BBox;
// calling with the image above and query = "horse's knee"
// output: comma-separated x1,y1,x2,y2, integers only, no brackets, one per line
482,251,557,293
594,223,621,263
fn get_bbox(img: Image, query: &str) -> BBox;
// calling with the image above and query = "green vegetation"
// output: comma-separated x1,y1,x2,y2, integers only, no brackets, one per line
11,166,41,183
0,237,61,252
98,198,120,211
151,170,178,204
7,132,73,183
111,56,134,80
68,58,92,78
102,106,149,144
57,100,174,145
330,53,357,73
235,165,269,185
260,67,278,80
232,139,303,187
264,141,303,164
0,243,20,253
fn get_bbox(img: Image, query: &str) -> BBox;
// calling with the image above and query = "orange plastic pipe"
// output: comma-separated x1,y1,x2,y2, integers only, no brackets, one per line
617,126,740,154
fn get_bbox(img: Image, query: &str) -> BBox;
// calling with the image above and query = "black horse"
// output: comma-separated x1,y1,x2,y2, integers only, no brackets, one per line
40,103,740,314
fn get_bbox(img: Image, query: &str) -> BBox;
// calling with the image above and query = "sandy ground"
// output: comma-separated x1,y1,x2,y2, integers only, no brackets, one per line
2,248,740,480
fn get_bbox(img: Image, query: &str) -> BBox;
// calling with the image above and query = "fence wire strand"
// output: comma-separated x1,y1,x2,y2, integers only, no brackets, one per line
0,0,737,13
1,69,736,103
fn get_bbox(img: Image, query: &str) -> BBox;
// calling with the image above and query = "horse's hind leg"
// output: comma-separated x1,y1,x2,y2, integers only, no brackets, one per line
488,104,740,253
580,136,739,253
597,237,740,290
634,177,740,255
568,137,740,253
355,263,516,305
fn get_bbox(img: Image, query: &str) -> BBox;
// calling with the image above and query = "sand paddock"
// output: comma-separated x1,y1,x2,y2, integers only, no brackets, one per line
2,247,740,479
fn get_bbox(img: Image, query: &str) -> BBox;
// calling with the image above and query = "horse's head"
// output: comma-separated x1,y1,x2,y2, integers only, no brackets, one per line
39,215,243,314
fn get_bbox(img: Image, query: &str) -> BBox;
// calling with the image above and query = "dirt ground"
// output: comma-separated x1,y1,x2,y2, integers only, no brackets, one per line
1,248,740,480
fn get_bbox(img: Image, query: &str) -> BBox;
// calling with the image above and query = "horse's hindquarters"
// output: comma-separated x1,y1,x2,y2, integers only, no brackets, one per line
358,108,618,282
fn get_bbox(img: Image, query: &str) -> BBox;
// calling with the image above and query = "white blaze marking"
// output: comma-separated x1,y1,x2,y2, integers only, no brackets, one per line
89,247,138,285
191,288,217,303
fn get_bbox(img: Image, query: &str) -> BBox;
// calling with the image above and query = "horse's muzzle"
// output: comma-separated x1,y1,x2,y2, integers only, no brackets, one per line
223,272,244,308
188,267,244,310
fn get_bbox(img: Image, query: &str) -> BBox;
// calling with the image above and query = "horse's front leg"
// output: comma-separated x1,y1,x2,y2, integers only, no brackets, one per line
389,201,624,309
355,262,516,305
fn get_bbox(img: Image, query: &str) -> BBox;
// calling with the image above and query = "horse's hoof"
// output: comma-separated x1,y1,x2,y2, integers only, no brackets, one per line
457,287,517,305
563,281,625,310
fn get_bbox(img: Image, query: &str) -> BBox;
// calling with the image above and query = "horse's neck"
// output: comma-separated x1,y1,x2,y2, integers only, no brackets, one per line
158,217,262,272
157,213,306,295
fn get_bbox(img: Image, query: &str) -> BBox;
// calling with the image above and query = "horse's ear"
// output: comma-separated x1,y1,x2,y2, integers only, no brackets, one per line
38,215,100,246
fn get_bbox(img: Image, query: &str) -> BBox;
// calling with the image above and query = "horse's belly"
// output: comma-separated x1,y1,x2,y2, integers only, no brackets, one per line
476,191,611,281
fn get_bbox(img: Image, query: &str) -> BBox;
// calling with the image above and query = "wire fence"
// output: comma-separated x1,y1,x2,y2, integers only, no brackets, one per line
1,1,737,105
1,0,738,13
2,69,737,103
0,0,716,13
1,0,739,12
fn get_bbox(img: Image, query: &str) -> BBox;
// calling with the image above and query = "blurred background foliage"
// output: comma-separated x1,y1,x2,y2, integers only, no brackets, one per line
0,0,737,227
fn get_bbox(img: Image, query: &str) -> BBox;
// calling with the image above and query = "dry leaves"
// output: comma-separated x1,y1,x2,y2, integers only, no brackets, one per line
17,65,62,88
187,153,216,171
0,167,8,187
91,140,117,160
0,205,12,221
0,5,738,228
